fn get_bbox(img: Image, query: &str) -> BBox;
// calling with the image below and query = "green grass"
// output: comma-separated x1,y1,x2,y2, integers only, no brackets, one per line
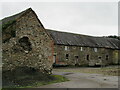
2,66,69,89
17,75,69,88
2,74,69,89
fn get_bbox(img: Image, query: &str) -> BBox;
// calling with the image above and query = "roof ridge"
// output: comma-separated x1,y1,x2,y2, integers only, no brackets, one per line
46,29,94,37
46,29,102,38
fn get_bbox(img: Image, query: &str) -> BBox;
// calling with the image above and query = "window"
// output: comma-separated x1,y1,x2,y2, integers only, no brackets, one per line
87,55,89,61
106,55,109,60
98,56,101,59
65,46,69,51
94,48,97,52
75,56,79,66
80,47,83,51
75,56,78,59
73,47,76,49
66,54,69,59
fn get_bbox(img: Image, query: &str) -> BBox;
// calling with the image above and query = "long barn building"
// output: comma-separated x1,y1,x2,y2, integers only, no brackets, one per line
47,29,120,66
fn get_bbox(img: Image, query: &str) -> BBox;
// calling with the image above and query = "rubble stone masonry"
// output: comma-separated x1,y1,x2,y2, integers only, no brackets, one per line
2,9,54,74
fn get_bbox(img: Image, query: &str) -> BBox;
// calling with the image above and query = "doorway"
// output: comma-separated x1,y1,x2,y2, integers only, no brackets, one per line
75,56,79,66
53,55,56,64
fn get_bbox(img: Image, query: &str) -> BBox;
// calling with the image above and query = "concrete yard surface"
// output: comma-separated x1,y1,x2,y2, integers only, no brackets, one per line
38,68,119,88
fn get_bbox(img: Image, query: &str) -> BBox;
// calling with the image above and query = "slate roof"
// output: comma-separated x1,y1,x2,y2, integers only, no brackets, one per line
47,29,120,49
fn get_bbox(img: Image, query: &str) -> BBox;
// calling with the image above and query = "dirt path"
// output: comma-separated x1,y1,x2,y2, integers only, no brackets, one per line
38,69,119,88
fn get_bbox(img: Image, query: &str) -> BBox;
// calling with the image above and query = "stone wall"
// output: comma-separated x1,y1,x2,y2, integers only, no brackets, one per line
2,10,54,74
112,50,120,65
53,45,119,66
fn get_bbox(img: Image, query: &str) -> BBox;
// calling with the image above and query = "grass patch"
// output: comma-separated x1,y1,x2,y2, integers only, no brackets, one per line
2,75,68,89
15,75,69,88
30,75,69,88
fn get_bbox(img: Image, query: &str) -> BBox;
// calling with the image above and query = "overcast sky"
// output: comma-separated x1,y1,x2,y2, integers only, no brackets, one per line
0,1,118,36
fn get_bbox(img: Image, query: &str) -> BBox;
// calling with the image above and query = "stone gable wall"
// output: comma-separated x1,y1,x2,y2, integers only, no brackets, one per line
2,10,54,74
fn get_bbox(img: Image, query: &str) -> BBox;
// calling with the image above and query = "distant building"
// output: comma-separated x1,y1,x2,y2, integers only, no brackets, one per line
1,8,120,73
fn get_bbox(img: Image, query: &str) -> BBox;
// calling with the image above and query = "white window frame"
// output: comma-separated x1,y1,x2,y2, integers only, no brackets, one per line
94,48,97,52
80,47,83,51
65,46,68,51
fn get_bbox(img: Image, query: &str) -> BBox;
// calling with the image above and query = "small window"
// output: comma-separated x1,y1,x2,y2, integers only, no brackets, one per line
98,56,101,59
94,48,97,52
65,46,69,51
66,54,69,59
106,55,109,60
80,47,83,51
73,47,76,49
87,55,89,61
75,56,78,59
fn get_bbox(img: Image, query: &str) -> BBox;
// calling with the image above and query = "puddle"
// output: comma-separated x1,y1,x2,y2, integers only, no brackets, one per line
64,72,74,75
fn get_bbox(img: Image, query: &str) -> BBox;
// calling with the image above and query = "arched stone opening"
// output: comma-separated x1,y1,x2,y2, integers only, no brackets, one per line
18,36,32,52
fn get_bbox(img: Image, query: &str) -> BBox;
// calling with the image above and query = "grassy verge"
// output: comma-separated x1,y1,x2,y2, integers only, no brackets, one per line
53,66,119,76
2,74,69,89
33,75,69,87
19,75,69,88
2,66,69,89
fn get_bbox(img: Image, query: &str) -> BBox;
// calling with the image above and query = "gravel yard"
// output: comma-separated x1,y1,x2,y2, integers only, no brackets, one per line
38,66,119,88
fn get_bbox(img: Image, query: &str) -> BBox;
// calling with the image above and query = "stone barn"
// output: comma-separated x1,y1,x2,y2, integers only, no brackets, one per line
47,30,120,66
2,8,54,74
1,8,120,73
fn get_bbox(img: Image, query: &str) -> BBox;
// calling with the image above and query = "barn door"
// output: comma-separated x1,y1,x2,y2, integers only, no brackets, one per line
53,55,56,64
75,56,79,66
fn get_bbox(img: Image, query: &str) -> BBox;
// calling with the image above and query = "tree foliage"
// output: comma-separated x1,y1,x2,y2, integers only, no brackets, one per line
106,35,120,40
